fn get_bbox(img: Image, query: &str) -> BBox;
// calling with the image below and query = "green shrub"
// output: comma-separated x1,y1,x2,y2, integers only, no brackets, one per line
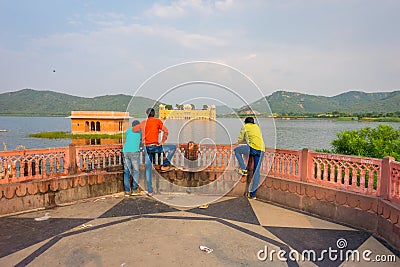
331,125,400,160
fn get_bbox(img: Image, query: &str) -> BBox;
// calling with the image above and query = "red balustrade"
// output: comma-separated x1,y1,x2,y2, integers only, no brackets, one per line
0,144,399,201
75,144,123,172
307,151,381,196
390,160,400,204
262,148,301,180
0,147,68,184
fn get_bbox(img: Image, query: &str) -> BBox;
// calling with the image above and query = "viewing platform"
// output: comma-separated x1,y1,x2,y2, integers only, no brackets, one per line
0,144,399,265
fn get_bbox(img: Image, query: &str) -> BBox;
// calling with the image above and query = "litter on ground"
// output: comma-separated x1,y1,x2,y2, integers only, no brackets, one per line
34,212,51,221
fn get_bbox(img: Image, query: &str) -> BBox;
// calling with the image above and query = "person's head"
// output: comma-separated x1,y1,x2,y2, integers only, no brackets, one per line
146,108,156,118
244,117,255,124
131,120,140,127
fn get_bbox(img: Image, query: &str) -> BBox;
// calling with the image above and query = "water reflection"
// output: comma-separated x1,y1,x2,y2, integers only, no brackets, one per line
71,138,122,146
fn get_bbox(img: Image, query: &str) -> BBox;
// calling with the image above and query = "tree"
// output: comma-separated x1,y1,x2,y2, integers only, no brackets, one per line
331,125,400,160
202,104,209,110
165,104,173,110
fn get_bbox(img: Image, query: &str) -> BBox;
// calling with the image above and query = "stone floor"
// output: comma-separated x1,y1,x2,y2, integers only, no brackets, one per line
0,193,399,267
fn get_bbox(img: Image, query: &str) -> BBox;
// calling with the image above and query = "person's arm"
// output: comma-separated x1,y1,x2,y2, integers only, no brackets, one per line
237,125,247,143
132,121,145,143
160,123,169,144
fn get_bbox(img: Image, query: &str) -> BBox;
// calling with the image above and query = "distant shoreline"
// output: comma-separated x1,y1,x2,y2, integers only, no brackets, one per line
1,114,400,122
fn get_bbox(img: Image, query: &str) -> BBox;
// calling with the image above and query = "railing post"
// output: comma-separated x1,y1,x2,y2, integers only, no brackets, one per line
67,144,78,175
380,156,394,199
300,148,310,182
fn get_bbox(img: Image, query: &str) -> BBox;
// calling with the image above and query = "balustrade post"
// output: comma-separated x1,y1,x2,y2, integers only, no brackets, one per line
67,144,78,175
380,156,395,199
300,148,310,182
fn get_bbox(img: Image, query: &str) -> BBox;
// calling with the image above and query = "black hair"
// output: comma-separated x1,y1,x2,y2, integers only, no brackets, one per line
244,117,255,124
146,108,155,117
131,120,140,127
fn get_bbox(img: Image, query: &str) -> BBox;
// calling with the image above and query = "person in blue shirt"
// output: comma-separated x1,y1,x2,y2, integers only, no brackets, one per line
122,120,142,196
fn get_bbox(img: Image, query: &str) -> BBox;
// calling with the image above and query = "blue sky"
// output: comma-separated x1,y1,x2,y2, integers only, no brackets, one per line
1,0,399,104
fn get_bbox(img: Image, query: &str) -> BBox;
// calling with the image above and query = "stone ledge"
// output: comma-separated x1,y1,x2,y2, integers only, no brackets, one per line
0,172,123,215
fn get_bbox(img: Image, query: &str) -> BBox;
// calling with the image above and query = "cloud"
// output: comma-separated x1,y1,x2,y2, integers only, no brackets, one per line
147,2,186,18
146,0,233,18
215,0,234,10
31,22,228,54
179,33,227,49
245,53,257,60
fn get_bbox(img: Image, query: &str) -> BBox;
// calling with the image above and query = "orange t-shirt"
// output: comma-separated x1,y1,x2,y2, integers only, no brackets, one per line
132,117,168,145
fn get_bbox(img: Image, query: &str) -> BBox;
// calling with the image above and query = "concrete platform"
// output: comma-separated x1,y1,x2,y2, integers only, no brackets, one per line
0,193,398,267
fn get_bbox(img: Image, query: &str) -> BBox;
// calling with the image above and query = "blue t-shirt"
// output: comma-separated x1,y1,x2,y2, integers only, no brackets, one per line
122,129,141,152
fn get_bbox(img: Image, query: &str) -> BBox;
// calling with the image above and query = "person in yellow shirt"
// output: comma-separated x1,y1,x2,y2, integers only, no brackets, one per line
234,117,265,199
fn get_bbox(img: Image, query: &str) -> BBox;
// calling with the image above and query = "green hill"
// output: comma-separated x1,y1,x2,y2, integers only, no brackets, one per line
343,91,400,114
238,90,400,115
1,88,399,117
0,89,162,117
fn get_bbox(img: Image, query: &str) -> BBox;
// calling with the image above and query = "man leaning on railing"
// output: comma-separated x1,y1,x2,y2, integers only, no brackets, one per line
132,108,177,196
233,117,265,200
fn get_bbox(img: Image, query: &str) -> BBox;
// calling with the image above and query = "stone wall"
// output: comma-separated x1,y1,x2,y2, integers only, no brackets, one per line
0,171,123,215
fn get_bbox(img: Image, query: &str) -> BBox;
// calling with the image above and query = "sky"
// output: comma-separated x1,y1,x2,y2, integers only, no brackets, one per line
1,0,399,105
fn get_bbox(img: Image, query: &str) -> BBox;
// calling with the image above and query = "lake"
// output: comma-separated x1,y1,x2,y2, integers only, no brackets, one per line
0,116,399,151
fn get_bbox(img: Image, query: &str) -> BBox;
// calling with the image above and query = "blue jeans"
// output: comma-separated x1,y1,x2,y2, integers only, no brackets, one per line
145,144,177,193
234,145,264,197
123,152,140,193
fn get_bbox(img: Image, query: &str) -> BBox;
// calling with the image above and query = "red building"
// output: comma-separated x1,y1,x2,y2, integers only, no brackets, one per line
68,111,131,134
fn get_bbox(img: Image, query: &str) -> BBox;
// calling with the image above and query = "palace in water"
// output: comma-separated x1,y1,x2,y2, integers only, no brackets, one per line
158,104,216,120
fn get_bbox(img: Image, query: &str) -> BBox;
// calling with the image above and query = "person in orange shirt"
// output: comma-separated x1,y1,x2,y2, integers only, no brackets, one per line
132,108,176,196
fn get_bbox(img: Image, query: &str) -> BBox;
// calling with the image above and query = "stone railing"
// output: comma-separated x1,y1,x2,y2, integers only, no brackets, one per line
263,148,301,180
0,147,69,183
74,144,123,172
305,150,382,196
0,144,398,201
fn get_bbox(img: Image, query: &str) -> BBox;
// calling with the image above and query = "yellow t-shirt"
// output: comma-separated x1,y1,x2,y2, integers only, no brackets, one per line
237,123,265,152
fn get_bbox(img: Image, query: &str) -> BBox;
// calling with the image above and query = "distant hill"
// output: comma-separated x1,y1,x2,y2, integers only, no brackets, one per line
0,89,398,117
0,89,162,117
238,90,400,115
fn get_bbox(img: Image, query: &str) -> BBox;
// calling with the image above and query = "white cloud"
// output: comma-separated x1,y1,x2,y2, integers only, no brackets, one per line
245,53,257,60
215,0,234,10
179,33,228,49
147,2,186,18
146,0,234,18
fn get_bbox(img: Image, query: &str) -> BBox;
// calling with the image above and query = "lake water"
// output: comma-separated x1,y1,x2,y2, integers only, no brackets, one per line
0,116,399,151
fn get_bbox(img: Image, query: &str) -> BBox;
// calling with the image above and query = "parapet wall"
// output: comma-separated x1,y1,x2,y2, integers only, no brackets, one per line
254,175,400,250
0,171,123,215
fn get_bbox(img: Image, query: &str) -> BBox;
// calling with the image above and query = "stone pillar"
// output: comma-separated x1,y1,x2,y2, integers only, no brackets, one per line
300,148,310,182
380,156,395,199
67,144,78,175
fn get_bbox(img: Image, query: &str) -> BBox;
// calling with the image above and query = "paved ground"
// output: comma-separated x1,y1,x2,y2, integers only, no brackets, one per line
0,193,399,267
